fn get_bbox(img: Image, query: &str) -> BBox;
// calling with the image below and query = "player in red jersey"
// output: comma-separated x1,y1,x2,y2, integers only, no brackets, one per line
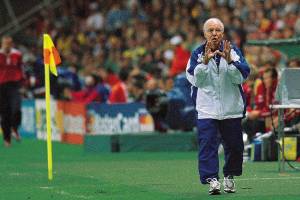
0,35,23,147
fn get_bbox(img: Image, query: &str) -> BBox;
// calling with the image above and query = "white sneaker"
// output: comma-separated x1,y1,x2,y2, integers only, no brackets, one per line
206,178,221,195
223,176,236,193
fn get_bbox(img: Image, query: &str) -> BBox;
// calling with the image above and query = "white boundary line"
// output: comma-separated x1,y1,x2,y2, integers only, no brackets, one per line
236,176,300,181
191,176,300,185
40,186,53,190
56,190,93,199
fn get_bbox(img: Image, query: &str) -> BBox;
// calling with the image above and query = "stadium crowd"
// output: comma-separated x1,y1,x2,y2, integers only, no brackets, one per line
10,0,300,135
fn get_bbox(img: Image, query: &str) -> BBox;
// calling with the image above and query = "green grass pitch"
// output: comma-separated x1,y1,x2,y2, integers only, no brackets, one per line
1,138,300,200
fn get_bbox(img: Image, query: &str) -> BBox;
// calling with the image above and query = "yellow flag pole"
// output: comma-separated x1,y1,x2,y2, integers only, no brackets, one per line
45,63,53,181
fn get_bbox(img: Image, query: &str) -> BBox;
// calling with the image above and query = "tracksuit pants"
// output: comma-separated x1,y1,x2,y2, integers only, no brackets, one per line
0,82,22,143
197,118,244,184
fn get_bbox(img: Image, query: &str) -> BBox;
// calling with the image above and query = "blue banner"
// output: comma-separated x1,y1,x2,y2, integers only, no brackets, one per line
20,100,36,138
87,103,154,135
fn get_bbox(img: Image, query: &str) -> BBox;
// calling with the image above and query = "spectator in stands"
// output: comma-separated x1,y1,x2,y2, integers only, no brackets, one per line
162,73,196,131
246,68,278,135
145,77,169,132
242,69,265,142
64,74,110,104
0,36,23,147
109,68,129,104
53,66,81,100
23,48,46,99
171,72,194,107
169,34,191,77
106,2,130,31
86,2,104,32
186,18,250,195
243,69,260,114
128,74,146,103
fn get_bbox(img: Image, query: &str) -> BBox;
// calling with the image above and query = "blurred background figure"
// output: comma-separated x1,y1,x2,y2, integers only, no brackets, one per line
109,68,129,104
169,34,191,77
0,36,23,147
64,73,110,104
243,67,278,141
145,77,169,132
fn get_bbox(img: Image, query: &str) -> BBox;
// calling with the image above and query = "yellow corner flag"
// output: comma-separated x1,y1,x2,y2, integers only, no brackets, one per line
43,34,61,181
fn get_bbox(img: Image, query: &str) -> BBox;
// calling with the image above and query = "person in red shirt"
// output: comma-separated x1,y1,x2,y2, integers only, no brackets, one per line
0,36,23,147
243,67,278,141
169,35,191,77
253,68,278,120
64,74,110,104
242,70,258,113
109,68,129,104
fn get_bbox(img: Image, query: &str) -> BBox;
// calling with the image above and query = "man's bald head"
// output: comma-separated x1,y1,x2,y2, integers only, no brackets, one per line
203,18,224,33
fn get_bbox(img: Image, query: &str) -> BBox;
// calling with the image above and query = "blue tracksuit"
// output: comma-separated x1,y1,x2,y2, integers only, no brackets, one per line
186,41,250,184
197,118,244,183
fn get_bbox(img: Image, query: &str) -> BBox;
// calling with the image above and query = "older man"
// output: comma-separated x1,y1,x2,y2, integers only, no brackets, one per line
186,18,250,195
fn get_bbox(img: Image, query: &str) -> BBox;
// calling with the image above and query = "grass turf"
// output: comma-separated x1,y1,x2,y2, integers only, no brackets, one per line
1,138,300,200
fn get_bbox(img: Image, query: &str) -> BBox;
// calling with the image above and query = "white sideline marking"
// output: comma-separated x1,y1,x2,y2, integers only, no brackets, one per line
40,186,53,190
9,172,21,176
191,176,300,185
56,190,93,199
236,176,300,181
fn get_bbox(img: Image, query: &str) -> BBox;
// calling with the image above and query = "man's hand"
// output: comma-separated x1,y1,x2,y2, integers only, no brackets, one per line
216,40,232,63
203,41,217,65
